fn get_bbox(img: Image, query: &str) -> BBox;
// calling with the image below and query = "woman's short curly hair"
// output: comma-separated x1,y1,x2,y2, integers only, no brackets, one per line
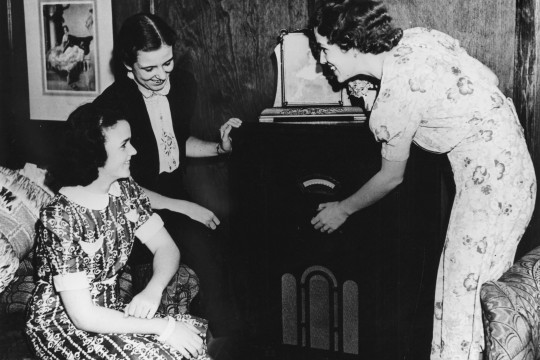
113,13,177,75
49,103,125,190
309,0,403,54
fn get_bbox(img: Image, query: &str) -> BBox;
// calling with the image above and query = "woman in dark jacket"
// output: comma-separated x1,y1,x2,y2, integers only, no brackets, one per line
93,13,241,339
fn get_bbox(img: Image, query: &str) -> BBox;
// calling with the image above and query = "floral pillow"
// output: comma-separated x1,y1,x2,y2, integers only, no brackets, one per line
0,165,52,293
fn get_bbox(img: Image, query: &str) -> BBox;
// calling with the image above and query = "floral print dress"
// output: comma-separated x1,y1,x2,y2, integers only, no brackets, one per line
25,178,209,360
368,28,536,360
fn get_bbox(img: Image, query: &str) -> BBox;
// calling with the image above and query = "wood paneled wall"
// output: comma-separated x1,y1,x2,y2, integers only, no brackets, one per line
515,0,540,252
150,0,311,216
0,1,10,165
388,0,515,96
154,0,309,139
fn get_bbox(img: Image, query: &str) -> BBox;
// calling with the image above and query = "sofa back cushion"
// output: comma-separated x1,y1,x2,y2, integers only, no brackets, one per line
0,166,52,257
0,166,52,294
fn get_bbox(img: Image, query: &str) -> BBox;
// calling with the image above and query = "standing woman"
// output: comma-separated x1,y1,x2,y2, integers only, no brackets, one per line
309,1,536,359
93,13,241,337
25,103,209,360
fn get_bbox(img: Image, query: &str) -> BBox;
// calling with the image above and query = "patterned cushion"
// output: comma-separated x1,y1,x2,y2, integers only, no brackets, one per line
0,166,52,259
480,246,540,360
0,233,19,294
118,266,134,304
0,165,51,309
131,263,199,316
0,258,35,315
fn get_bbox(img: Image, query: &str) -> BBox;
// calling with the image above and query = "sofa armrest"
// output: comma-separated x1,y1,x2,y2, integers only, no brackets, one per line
130,263,200,316
481,281,537,360
480,246,540,360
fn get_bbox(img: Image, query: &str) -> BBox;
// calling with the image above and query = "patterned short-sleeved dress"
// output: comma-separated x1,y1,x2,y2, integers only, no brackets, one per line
25,178,210,360
368,28,536,360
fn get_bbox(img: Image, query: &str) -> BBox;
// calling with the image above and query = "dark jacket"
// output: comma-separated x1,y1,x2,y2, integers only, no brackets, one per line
94,69,197,199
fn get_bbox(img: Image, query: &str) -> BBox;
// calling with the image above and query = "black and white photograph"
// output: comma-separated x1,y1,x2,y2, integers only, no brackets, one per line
1,1,540,360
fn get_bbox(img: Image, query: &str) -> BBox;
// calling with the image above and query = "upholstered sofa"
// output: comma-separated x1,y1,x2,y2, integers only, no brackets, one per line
0,164,200,360
480,246,540,360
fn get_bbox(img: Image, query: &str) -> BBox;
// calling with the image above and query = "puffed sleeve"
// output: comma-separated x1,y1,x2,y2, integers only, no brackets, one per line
118,178,164,244
39,202,90,292
369,47,436,161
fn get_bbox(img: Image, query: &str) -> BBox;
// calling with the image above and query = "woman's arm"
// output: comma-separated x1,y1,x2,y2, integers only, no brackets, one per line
185,118,242,157
124,226,180,319
142,188,220,229
60,287,203,358
311,158,407,233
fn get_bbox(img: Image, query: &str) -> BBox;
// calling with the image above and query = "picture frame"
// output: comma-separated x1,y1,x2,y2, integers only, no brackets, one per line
278,30,345,107
23,0,114,121
259,30,365,123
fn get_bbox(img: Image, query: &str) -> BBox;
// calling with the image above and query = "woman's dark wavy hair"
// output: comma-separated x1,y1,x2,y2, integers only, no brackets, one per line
309,0,403,54
48,103,124,191
113,12,177,76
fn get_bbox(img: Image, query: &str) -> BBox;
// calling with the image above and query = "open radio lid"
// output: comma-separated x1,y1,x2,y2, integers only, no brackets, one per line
259,29,367,124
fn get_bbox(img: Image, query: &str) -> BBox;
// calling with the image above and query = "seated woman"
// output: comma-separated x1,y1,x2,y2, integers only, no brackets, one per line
25,103,210,360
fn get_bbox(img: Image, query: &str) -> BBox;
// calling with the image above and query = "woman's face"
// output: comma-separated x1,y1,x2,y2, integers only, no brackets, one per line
99,120,137,182
314,29,360,83
127,45,174,92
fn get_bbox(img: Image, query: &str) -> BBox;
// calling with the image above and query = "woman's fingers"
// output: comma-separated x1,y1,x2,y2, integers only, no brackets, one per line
146,305,158,319
124,301,157,319
317,202,330,211
219,118,242,137
184,322,201,334
226,117,242,127
176,345,192,359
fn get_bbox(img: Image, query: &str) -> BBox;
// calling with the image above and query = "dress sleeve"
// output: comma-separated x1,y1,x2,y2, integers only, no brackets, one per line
369,49,434,162
119,178,164,243
39,202,90,292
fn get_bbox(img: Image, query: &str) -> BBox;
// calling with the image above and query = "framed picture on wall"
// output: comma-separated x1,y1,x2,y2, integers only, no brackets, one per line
23,0,114,121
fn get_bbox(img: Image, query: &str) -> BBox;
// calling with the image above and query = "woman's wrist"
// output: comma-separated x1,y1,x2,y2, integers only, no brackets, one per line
216,142,230,155
156,316,176,342
143,279,166,296
339,200,355,216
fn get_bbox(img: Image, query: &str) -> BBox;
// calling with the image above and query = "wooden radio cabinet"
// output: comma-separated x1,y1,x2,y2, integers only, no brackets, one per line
229,121,453,360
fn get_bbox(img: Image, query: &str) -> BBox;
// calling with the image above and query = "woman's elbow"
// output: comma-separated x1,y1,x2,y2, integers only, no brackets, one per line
68,311,96,332
385,174,404,191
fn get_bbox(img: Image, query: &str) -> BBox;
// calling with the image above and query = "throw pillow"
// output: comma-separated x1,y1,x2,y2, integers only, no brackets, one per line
0,166,52,259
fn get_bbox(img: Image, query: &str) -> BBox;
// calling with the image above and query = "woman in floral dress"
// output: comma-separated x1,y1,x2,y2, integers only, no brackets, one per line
309,1,536,359
25,103,210,359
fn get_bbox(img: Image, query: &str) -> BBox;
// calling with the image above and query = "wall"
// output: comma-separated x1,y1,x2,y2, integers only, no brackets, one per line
152,0,310,217
388,0,515,96
0,1,9,165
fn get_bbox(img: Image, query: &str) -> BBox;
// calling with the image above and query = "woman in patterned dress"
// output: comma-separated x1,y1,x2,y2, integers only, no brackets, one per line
309,1,536,359
25,103,210,359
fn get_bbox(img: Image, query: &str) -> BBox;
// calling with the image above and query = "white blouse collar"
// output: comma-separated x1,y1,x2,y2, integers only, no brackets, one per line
59,181,122,210
131,77,171,98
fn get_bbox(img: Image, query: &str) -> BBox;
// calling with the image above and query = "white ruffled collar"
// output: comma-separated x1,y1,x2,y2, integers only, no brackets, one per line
59,181,121,210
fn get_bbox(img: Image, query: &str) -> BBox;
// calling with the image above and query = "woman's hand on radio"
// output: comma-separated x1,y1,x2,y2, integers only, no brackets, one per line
311,201,348,233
